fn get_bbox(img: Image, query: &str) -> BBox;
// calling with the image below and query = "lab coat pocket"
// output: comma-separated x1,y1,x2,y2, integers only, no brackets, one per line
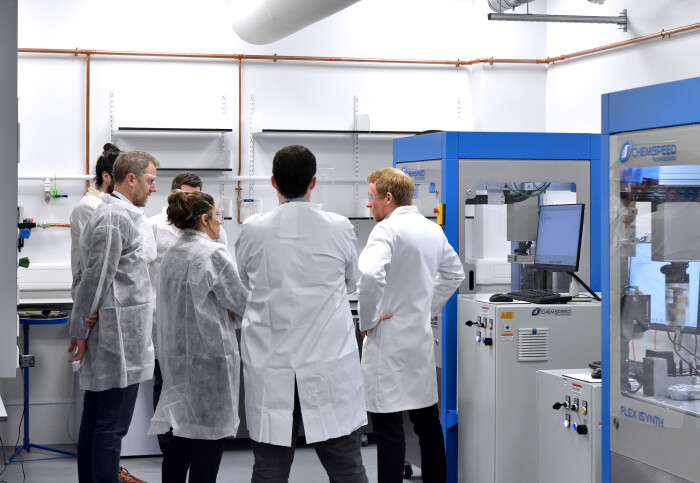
93,307,124,381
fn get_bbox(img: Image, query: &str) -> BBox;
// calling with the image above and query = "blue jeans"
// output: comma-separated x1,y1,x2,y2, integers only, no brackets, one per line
77,383,139,483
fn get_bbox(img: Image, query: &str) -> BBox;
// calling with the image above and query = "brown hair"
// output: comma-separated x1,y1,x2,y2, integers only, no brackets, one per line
171,173,202,191
367,167,414,207
166,191,215,230
112,150,160,183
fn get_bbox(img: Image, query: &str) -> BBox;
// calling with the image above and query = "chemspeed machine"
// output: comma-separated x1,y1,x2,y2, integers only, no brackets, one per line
393,132,603,483
603,76,700,483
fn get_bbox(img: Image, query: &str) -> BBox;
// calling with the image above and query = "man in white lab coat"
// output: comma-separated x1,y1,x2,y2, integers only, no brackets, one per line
69,150,159,483
147,172,229,453
358,167,465,483
235,145,369,483
69,143,120,288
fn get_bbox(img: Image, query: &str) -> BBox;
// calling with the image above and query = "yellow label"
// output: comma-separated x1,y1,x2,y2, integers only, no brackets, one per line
501,312,515,319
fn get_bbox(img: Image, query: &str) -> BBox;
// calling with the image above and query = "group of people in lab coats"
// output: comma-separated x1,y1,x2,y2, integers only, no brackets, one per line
69,143,464,483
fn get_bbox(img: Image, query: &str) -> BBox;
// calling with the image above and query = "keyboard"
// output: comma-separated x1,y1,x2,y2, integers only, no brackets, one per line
506,289,572,305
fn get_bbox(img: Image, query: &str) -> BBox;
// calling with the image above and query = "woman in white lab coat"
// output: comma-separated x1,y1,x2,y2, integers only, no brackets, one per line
148,191,248,483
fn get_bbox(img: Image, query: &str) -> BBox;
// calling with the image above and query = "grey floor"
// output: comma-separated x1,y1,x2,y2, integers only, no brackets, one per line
0,439,422,482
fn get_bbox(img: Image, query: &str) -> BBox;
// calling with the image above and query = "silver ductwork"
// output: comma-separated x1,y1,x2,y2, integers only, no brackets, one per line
230,0,361,45
488,0,535,12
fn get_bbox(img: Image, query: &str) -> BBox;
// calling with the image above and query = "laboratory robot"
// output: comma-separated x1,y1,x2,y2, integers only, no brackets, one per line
393,131,603,483
604,77,700,483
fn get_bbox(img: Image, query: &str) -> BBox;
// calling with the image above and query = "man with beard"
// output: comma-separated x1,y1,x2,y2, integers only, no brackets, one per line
69,150,159,483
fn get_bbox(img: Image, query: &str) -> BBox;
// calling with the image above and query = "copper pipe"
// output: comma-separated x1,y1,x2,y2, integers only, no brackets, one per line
237,58,243,224
541,21,700,64
48,223,71,228
17,19,700,213
85,53,91,192
19,21,700,68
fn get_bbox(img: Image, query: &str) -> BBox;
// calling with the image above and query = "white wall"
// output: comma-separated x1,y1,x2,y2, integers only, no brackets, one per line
545,0,700,132
5,0,700,446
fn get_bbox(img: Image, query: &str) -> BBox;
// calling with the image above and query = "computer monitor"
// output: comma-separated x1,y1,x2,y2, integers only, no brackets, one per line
533,204,585,272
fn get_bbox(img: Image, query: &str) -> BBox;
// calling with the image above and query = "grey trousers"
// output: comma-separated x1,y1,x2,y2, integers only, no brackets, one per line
250,385,368,483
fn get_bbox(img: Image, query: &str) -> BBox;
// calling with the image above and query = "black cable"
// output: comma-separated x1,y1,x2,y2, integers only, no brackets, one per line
0,432,8,482
567,271,601,301
667,331,698,374
13,371,26,482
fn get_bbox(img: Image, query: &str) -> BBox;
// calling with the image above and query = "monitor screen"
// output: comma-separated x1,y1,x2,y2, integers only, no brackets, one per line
628,243,700,331
533,204,585,272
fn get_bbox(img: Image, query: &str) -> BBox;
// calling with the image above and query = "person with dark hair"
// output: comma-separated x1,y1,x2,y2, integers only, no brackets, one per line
358,168,465,483
148,191,248,483
235,145,369,483
69,143,120,287
69,150,159,483
147,173,229,454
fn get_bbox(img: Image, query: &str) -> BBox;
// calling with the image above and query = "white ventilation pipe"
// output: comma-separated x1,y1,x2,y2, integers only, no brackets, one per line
230,0,361,45
488,0,535,12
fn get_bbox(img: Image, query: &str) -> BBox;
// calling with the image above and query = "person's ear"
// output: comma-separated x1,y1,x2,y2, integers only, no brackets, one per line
271,175,278,191
386,192,394,204
127,173,136,186
308,176,317,191
102,172,112,185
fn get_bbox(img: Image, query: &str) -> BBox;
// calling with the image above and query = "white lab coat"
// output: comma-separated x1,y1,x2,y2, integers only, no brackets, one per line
148,207,229,350
235,201,367,446
358,205,465,413
70,195,155,392
69,189,103,295
148,230,248,440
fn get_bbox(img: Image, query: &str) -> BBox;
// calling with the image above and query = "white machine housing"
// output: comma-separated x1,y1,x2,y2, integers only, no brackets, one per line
536,369,602,483
457,295,601,483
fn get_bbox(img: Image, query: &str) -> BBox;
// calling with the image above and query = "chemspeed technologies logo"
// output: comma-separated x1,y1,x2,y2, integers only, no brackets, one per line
619,140,677,163
531,307,571,316
401,167,425,181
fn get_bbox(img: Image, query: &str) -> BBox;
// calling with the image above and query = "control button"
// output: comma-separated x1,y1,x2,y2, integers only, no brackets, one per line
475,331,481,343
576,424,588,435
482,337,493,346
581,401,588,415
564,415,570,428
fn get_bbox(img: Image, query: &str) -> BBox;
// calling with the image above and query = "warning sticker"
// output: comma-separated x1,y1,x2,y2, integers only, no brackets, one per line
501,312,515,319
501,332,514,341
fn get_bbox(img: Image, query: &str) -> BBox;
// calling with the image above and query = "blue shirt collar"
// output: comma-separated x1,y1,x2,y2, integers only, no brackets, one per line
279,197,309,205
111,190,133,207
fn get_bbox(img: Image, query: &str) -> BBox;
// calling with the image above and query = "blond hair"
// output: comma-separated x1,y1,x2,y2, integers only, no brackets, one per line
367,167,414,207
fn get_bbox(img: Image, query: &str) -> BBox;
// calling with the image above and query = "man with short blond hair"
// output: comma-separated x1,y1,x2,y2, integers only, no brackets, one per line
358,167,465,483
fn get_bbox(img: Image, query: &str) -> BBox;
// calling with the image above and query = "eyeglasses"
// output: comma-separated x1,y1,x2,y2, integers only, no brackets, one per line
367,193,382,202
140,173,157,188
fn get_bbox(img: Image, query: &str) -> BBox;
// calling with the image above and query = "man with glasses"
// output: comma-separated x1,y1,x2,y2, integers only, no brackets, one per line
69,150,159,483
147,172,229,454
358,167,464,483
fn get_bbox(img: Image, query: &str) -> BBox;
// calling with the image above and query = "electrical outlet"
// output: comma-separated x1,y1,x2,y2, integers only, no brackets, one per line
19,354,35,368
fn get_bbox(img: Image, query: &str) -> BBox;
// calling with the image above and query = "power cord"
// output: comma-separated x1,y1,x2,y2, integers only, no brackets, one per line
0,433,8,482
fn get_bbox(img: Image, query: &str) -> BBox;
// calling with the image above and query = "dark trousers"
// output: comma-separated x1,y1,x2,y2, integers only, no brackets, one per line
153,358,172,453
250,385,368,483
77,383,140,483
370,404,446,483
162,435,226,483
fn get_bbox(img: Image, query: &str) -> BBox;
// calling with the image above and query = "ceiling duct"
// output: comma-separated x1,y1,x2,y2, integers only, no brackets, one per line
487,0,535,12
231,0,361,45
